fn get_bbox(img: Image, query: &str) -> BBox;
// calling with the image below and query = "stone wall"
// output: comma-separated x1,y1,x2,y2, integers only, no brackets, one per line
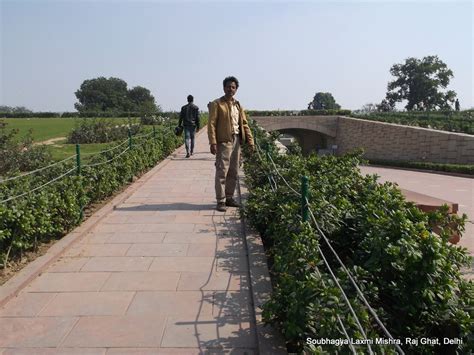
252,115,474,165
335,116,474,164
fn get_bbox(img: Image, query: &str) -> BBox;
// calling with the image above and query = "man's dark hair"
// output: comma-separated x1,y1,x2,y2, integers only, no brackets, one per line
187,95,194,103
223,76,239,89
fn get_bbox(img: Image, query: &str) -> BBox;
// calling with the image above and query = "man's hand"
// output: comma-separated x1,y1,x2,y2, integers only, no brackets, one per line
210,144,217,155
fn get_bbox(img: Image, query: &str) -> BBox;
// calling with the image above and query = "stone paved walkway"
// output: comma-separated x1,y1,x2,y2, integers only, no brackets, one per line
0,131,272,354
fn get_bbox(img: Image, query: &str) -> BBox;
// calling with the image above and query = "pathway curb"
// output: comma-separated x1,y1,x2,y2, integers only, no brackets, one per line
239,173,288,354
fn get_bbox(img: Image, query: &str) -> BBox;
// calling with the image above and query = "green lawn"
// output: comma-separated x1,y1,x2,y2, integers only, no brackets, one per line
2,117,140,143
1,117,176,162
45,124,163,161
46,142,116,162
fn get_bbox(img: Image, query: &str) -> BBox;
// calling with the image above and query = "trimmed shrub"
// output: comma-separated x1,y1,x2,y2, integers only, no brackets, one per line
67,118,141,144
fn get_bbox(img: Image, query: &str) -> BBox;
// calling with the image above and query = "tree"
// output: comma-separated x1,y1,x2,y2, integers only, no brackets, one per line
74,77,158,114
127,86,158,115
358,103,378,114
307,92,341,110
376,99,395,112
385,55,456,111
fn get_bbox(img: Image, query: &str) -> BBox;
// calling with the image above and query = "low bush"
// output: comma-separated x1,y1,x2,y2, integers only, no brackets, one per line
246,109,352,117
0,121,52,175
243,124,474,353
67,118,141,144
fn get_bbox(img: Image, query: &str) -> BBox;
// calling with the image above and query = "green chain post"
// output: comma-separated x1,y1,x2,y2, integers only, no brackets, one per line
301,175,309,222
153,124,156,141
75,144,83,221
75,144,81,175
128,128,132,150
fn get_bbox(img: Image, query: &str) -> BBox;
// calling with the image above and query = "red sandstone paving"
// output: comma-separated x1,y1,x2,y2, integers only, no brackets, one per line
38,292,134,316
47,257,90,273
1,348,106,354
80,256,154,272
0,133,257,351
60,315,167,347
0,293,55,317
0,317,78,347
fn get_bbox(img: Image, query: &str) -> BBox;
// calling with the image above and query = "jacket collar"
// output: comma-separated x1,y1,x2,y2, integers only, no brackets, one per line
219,96,239,106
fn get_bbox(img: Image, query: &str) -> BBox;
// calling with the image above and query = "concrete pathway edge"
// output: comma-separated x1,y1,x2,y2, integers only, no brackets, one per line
0,141,187,308
238,173,288,354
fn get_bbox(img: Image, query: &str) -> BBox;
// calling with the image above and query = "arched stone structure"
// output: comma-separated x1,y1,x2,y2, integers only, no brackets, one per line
251,116,338,155
251,115,474,164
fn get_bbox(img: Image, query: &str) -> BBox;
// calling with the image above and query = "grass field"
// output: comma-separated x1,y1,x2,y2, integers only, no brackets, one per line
2,117,140,142
1,117,153,163
45,142,116,162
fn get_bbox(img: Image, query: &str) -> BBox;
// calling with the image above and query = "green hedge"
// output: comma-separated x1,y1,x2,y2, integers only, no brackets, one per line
0,123,182,269
367,159,474,176
0,112,62,118
0,111,179,119
246,109,352,117
243,125,474,353
351,110,474,135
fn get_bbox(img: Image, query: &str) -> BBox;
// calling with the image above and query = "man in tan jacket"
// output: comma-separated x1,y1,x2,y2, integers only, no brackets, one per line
207,76,254,212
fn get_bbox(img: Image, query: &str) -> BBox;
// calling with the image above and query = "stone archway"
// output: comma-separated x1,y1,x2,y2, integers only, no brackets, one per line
277,128,329,155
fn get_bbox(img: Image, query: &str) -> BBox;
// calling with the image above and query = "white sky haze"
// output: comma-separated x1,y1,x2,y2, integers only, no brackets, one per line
1,0,473,112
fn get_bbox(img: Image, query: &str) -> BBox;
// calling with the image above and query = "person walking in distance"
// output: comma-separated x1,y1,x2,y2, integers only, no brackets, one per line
179,95,200,158
207,76,254,212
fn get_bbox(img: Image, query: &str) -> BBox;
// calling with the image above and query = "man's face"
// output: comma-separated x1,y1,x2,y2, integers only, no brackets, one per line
224,81,237,98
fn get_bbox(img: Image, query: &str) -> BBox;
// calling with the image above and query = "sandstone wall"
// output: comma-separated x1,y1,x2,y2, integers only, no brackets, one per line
335,116,474,164
252,115,474,164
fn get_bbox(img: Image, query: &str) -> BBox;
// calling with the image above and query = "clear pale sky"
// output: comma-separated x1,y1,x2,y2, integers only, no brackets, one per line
1,0,472,112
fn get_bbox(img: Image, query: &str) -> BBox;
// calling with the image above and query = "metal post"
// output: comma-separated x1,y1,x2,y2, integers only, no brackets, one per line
301,176,309,222
128,129,132,150
153,125,156,141
76,144,83,221
75,144,81,175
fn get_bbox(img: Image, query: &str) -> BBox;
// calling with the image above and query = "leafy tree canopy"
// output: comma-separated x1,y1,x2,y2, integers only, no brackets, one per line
308,92,341,110
386,55,456,111
75,77,158,114
128,86,159,114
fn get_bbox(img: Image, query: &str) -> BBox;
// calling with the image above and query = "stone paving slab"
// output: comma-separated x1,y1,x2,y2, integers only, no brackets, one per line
0,292,55,317
81,256,154,272
27,272,111,292
0,131,285,353
101,272,180,291
0,317,78,347
38,292,134,316
1,349,106,355
61,315,167,347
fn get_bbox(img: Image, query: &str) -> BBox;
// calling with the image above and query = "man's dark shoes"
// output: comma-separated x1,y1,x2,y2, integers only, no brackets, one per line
216,202,227,212
225,198,240,208
185,153,190,158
